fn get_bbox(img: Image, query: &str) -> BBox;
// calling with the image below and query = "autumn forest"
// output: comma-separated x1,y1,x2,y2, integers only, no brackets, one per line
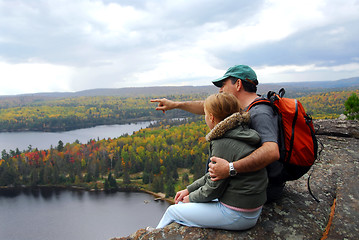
0,87,358,197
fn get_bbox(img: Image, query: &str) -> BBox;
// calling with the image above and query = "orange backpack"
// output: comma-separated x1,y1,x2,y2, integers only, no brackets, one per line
248,88,318,181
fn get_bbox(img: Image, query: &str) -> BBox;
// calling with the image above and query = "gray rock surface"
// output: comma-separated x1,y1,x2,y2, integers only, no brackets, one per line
315,119,359,138
112,119,359,240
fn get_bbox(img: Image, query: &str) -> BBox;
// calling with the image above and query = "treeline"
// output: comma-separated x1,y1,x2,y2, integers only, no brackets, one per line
1,89,358,132
298,89,359,119
0,95,206,132
0,119,209,197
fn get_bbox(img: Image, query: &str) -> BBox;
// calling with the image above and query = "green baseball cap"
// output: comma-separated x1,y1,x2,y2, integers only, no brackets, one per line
212,65,258,87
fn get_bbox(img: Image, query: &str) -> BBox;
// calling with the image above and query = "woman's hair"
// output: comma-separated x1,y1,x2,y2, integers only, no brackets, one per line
204,92,247,122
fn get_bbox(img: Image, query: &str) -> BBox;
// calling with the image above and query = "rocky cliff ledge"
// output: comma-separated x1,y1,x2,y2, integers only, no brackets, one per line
112,119,359,240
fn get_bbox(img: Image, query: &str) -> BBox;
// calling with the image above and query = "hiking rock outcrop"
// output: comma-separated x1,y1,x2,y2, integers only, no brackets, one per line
111,119,359,240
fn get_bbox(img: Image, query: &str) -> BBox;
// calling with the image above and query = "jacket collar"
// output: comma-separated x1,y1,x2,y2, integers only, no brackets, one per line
206,112,250,142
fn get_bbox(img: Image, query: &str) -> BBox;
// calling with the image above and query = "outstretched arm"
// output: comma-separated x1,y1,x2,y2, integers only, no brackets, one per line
151,98,205,115
209,142,279,181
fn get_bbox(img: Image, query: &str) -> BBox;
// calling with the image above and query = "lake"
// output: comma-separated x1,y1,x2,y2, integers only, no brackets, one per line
0,121,171,239
0,188,170,240
0,121,154,152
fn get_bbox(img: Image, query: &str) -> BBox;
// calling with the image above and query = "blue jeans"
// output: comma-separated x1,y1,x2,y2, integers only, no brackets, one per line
156,200,262,231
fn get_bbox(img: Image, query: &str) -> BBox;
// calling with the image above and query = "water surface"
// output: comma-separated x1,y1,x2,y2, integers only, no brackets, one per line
0,122,153,152
0,188,169,240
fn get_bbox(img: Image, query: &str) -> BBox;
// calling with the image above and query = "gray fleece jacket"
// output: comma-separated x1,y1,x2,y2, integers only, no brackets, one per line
187,112,268,209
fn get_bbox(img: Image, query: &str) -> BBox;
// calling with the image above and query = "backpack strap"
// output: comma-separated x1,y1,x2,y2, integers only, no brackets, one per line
247,98,272,112
248,88,286,112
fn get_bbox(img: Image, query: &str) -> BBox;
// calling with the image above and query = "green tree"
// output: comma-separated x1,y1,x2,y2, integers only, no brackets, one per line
142,172,150,184
344,93,359,120
30,169,39,186
122,171,131,184
84,173,93,183
108,172,117,189
0,161,19,186
104,172,118,190
57,140,64,152
165,179,175,198
191,157,204,181
1,150,9,160
182,173,189,185
151,175,164,192
104,179,110,191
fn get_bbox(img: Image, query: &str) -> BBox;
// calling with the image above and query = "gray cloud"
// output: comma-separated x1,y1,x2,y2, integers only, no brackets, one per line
220,20,359,67
0,0,358,95
0,0,263,65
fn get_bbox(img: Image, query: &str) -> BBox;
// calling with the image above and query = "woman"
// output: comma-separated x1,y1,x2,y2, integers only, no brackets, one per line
156,93,268,230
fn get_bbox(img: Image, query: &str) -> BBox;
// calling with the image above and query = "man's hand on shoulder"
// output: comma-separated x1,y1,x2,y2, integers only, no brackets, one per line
208,156,229,181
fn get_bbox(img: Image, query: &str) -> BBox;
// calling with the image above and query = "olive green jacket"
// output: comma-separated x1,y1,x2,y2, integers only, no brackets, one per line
187,112,268,209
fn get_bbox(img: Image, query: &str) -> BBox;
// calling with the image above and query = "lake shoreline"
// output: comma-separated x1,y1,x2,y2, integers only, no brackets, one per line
0,118,157,133
0,121,156,152
0,184,175,204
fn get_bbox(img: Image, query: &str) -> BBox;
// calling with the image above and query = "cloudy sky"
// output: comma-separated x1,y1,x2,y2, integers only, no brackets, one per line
0,0,358,95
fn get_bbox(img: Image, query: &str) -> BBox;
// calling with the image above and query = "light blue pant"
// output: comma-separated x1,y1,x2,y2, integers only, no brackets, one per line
156,201,262,231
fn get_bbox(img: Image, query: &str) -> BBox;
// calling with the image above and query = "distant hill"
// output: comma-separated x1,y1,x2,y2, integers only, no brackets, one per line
256,77,359,98
0,77,358,132
1,77,358,100
0,86,219,100
269,77,359,88
73,86,219,97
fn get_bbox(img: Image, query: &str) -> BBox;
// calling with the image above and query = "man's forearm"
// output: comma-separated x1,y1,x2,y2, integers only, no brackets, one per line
233,142,279,173
177,101,205,115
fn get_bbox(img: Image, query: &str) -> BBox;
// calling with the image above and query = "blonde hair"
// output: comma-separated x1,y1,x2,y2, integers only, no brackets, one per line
204,93,248,122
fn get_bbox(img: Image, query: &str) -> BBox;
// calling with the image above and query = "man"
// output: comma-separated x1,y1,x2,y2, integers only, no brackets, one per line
151,65,285,202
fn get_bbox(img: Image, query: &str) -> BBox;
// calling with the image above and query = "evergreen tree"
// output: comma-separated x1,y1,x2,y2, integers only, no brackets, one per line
344,93,359,120
57,140,64,152
142,172,150,184
104,179,110,191
151,175,164,192
182,173,189,185
39,167,45,184
0,161,19,186
165,179,175,198
30,169,39,186
192,157,204,181
43,162,53,184
172,168,179,181
94,161,100,179
108,172,117,189
1,150,9,160
122,171,131,184
84,173,93,183
53,166,60,184
114,156,122,178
